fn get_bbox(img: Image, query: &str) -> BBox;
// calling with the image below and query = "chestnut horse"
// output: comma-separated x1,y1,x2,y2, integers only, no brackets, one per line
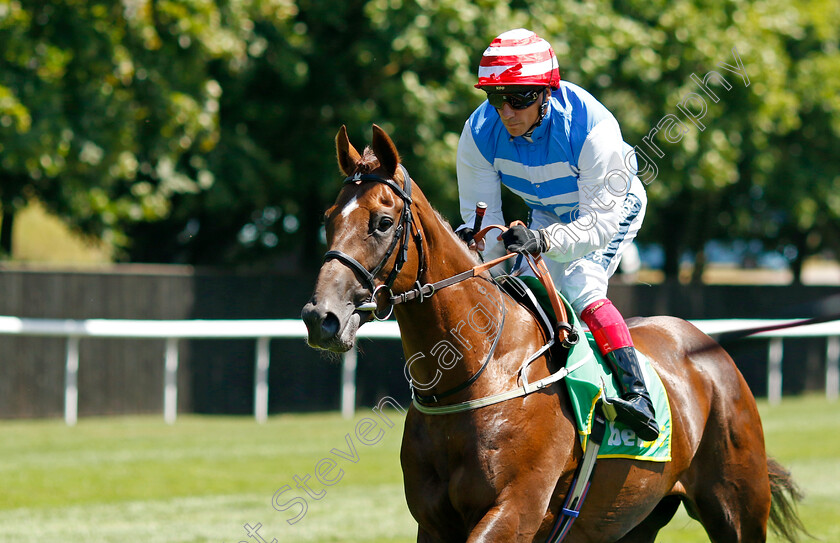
301,125,805,542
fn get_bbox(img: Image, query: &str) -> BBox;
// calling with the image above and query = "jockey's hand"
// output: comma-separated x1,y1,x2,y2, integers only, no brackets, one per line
500,225,548,256
456,227,485,251
456,227,475,245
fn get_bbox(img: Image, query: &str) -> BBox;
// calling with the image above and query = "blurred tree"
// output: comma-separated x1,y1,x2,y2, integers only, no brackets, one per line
143,0,840,281
124,0,525,268
0,1,252,256
751,0,840,282
2,0,838,284
526,0,840,282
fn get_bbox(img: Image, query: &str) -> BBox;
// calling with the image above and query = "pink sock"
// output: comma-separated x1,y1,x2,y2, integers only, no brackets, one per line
580,299,634,354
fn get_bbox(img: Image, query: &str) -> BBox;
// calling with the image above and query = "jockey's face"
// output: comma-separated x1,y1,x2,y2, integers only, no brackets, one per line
491,89,545,137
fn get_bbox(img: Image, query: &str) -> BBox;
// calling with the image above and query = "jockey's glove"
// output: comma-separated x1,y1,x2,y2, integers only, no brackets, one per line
456,227,476,245
500,225,550,256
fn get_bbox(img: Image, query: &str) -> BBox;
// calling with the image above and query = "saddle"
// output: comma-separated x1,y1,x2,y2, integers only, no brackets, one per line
495,274,556,341
497,272,672,460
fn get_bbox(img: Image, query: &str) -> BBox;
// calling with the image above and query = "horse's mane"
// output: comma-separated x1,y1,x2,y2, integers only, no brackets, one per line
356,147,381,174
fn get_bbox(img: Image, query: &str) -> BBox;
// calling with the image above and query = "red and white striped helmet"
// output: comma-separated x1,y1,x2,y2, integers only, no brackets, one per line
475,29,561,90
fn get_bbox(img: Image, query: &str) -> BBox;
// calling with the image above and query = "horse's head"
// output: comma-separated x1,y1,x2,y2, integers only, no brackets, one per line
301,125,419,352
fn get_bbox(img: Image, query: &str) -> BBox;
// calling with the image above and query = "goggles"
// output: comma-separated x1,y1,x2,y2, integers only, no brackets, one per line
486,89,543,110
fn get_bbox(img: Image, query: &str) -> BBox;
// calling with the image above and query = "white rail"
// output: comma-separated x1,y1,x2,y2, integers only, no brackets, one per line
0,316,837,425
691,319,840,405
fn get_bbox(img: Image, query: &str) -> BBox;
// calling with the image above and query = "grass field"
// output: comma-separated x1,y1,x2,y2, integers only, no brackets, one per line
2,395,838,542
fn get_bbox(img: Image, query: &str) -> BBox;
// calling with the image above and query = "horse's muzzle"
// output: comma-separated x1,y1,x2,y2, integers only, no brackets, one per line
301,299,359,352
301,301,336,344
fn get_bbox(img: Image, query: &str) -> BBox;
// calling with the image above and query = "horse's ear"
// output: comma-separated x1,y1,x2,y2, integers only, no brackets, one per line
336,125,362,176
371,124,400,178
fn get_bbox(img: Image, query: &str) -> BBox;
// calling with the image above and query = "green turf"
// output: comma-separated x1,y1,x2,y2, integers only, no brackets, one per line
1,395,837,542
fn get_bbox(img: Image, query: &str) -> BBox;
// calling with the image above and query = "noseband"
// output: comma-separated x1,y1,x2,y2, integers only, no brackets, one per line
323,164,426,320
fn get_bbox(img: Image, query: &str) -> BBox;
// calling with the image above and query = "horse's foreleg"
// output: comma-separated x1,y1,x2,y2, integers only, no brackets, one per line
466,499,548,543
417,526,446,543
466,506,530,543
613,495,683,543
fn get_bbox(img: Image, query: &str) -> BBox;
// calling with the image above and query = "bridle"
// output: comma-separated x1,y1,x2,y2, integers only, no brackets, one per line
323,164,426,321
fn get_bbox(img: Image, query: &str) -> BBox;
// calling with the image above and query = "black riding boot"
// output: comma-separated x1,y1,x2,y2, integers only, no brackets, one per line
604,346,660,441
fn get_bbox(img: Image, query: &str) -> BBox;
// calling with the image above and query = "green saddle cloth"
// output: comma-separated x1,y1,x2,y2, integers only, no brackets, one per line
518,276,672,461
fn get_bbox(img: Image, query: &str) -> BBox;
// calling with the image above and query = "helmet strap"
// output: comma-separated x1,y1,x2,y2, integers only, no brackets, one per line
523,88,550,138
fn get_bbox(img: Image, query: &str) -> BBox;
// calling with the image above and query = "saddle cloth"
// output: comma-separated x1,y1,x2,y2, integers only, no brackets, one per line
512,276,672,461
569,334,672,461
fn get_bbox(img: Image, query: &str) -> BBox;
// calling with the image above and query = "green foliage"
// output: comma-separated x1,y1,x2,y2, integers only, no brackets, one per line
489,0,840,280
1,1,838,278
126,0,526,266
0,1,257,254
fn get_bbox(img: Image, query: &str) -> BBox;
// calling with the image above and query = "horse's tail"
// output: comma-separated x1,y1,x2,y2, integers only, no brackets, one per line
767,457,810,542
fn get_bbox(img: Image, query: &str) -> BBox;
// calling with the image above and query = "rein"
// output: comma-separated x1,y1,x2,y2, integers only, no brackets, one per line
412,281,507,404
389,249,517,305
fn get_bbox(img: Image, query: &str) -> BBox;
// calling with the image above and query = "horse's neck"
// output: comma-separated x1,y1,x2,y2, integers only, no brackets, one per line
408,184,480,285
394,279,510,398
393,186,511,387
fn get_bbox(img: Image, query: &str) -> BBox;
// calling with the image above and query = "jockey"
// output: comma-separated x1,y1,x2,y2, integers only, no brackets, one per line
455,28,659,441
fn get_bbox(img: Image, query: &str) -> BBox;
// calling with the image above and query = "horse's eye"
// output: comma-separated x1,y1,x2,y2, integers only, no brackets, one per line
376,217,394,232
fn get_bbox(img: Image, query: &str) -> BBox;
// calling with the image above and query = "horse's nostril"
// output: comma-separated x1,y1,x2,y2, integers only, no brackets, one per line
301,304,319,330
321,312,340,338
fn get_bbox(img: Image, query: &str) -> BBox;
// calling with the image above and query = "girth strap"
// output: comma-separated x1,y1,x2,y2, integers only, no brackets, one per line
545,407,607,542
411,350,594,415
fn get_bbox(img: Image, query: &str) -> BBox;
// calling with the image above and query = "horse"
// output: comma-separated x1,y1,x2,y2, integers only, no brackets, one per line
301,124,806,542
